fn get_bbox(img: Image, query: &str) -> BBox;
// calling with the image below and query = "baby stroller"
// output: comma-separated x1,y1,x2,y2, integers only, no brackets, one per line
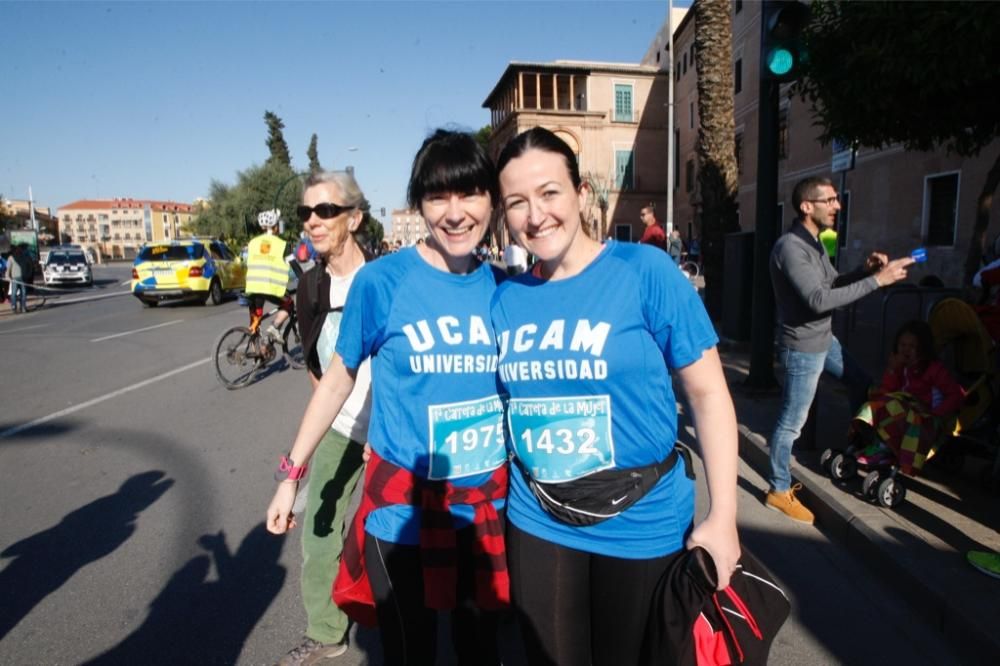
928,298,1000,492
820,298,999,507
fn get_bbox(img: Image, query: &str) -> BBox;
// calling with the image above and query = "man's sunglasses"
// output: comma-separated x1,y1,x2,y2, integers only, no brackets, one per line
296,203,355,222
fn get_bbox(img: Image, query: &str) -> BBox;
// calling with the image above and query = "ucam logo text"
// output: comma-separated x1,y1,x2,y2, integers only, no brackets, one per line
497,319,611,361
402,315,494,352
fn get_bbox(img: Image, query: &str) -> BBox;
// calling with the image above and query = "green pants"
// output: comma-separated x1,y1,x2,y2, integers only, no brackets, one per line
301,428,365,644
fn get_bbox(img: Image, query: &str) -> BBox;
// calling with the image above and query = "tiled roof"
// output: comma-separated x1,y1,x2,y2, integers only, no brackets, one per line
57,198,193,213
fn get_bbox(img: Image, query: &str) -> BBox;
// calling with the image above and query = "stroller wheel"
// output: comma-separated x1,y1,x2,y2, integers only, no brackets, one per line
876,476,906,508
862,470,882,500
820,448,837,475
830,453,856,481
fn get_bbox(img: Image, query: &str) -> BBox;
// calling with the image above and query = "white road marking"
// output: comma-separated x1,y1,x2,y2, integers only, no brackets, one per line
0,356,212,439
91,319,184,342
55,290,133,305
0,324,49,334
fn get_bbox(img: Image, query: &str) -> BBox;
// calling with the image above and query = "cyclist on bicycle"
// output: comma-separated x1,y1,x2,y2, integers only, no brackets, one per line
245,209,294,342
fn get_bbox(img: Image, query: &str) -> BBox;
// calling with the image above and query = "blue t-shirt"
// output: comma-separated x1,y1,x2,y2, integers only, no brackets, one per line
490,241,718,558
336,247,506,544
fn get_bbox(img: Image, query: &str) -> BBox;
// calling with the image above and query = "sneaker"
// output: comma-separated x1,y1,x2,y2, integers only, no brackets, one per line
967,550,1000,580
265,324,283,344
765,483,815,525
277,636,348,665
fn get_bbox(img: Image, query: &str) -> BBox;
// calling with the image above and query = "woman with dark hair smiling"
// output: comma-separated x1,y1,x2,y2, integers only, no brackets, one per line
491,127,740,665
266,129,508,664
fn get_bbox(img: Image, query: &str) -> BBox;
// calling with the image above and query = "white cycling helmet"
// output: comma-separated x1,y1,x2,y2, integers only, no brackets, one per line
258,209,281,230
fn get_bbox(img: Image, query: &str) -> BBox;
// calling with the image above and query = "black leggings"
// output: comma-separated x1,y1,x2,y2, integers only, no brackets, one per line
507,521,681,666
364,523,502,666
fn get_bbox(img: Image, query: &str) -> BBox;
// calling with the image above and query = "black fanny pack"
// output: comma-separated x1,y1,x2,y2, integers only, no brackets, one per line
517,444,695,526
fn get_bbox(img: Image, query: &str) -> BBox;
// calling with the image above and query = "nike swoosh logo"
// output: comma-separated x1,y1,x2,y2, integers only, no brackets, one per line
610,495,629,506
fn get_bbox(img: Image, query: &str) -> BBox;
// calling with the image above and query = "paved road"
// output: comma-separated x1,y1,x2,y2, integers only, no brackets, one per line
0,266,963,664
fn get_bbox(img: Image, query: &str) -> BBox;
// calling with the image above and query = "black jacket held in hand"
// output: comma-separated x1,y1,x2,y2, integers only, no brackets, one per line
641,545,790,666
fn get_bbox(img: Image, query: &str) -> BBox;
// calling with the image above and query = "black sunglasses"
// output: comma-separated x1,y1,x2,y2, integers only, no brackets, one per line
296,202,355,222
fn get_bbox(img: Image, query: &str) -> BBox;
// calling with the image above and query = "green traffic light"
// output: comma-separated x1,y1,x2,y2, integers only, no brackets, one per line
767,48,794,76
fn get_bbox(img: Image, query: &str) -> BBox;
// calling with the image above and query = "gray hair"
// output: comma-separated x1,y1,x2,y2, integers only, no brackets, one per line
303,170,367,208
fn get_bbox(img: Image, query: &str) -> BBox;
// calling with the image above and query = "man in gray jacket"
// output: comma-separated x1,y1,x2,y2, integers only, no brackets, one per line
766,176,913,524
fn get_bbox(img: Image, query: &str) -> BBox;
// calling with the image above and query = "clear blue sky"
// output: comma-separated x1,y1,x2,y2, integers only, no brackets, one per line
2,1,684,220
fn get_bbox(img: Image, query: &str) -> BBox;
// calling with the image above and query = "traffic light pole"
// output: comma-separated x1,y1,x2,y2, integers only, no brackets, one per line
746,15,781,390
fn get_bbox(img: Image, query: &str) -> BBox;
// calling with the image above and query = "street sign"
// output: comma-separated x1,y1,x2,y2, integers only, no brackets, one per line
831,138,856,173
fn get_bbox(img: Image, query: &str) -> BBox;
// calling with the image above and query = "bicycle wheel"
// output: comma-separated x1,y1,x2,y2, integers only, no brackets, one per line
283,317,306,370
681,261,700,278
214,326,263,389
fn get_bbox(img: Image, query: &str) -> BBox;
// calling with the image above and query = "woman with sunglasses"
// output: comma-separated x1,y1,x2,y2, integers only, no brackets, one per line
273,171,373,663
491,127,740,665
266,129,508,664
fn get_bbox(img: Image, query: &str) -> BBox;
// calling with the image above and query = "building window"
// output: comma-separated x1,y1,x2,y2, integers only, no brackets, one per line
735,133,744,174
683,53,688,75
778,108,789,159
676,61,681,81
735,0,743,13
923,172,960,247
614,83,634,122
615,224,632,242
656,51,660,64
735,58,743,94
690,101,695,129
615,150,635,190
690,44,696,67
686,158,696,193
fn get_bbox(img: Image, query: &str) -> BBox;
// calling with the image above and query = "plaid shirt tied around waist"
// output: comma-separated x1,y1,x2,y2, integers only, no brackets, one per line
333,449,510,626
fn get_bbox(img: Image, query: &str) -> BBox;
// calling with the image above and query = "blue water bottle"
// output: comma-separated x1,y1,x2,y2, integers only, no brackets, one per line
911,248,927,263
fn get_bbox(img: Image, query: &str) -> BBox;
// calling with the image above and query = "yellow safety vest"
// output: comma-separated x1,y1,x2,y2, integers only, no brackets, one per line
245,234,288,298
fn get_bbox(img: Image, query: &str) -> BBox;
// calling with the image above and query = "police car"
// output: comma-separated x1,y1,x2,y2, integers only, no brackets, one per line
131,239,245,307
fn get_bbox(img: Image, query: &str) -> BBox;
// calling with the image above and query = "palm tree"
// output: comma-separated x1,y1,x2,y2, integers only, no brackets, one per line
693,0,740,319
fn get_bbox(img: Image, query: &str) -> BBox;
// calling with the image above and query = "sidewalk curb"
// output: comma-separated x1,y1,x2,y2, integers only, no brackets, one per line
737,426,998,664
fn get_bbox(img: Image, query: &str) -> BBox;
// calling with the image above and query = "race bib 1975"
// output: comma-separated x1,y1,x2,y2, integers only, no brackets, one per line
427,395,507,480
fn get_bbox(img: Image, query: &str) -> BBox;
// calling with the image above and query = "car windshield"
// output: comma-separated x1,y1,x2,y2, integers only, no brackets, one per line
48,253,86,265
137,244,204,262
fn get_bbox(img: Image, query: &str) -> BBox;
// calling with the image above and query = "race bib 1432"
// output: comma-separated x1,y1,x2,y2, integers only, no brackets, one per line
508,395,615,482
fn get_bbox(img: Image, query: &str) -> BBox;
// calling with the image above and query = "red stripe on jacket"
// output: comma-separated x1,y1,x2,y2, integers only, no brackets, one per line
333,450,509,626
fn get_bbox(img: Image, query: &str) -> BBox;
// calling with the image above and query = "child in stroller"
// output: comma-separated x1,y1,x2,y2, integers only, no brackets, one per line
822,320,964,507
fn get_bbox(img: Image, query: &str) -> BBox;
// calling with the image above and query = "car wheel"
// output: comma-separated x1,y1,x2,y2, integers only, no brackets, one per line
209,278,224,306
143,300,158,308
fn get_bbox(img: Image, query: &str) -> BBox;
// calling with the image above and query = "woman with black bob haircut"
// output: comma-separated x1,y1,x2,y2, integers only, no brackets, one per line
267,128,509,664
408,128,499,211
491,126,740,664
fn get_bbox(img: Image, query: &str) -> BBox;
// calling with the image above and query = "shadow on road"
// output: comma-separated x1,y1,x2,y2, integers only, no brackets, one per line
83,523,286,665
0,470,173,640
0,421,77,442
